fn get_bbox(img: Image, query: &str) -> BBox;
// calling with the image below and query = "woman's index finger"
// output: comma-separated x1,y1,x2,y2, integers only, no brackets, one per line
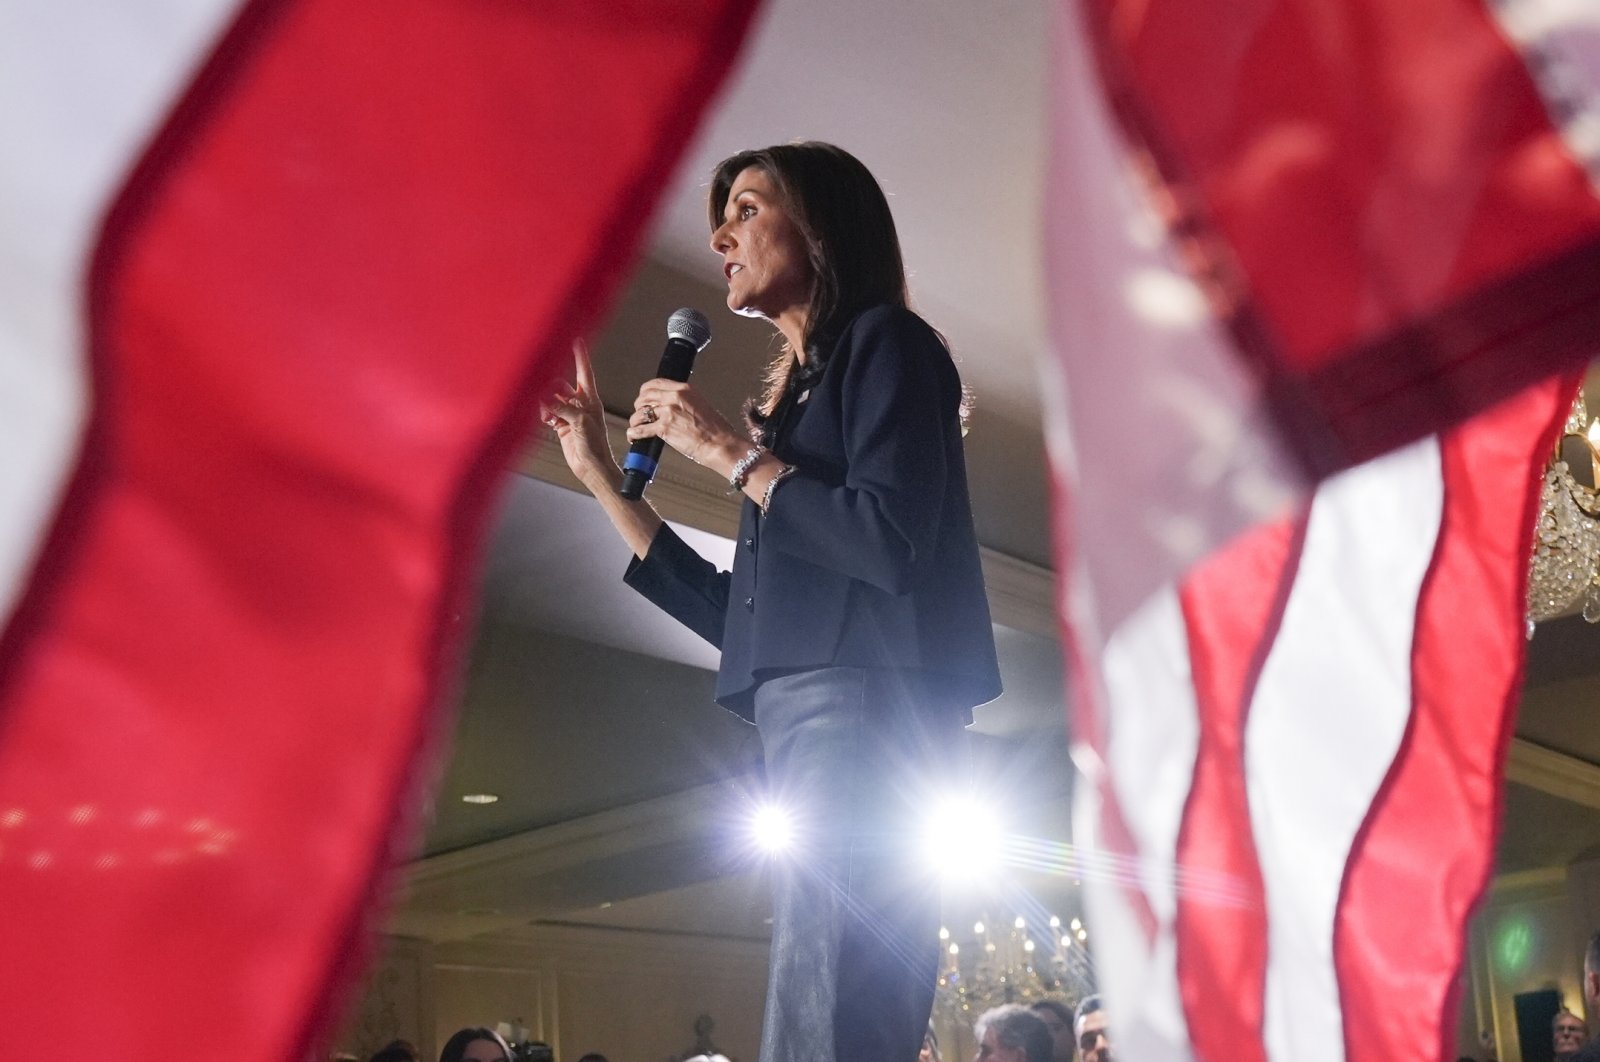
571,338,596,391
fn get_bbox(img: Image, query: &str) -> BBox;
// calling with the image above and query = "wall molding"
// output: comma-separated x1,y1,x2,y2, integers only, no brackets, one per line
408,780,736,887
1506,737,1600,811
392,780,752,942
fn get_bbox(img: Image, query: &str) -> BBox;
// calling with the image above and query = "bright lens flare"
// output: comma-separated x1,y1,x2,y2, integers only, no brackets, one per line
750,803,795,855
921,794,1004,880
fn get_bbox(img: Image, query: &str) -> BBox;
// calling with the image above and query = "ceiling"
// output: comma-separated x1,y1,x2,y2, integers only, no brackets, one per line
385,0,1600,949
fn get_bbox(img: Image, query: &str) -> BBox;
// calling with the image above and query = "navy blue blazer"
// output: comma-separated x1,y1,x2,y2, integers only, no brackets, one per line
624,304,1002,723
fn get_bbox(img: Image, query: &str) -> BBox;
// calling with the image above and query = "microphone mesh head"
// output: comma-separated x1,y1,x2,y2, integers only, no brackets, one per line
667,307,713,351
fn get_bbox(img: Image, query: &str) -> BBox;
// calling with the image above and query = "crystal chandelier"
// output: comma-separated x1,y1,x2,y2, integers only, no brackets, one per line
1528,390,1600,632
932,911,1094,1023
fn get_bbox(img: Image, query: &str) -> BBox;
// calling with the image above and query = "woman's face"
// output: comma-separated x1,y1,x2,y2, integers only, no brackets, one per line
461,1038,508,1062
710,166,813,326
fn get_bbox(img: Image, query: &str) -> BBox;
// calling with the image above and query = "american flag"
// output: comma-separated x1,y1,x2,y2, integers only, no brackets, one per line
1048,1,1600,1060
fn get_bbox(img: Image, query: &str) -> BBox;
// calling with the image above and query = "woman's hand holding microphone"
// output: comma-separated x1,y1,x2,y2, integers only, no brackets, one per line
624,378,748,479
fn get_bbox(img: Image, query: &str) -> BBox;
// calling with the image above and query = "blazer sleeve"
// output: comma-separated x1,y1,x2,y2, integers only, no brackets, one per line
759,306,953,595
622,523,730,648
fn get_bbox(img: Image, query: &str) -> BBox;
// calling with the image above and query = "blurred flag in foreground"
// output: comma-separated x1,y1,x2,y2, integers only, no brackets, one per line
0,0,756,1057
1047,0,1598,1059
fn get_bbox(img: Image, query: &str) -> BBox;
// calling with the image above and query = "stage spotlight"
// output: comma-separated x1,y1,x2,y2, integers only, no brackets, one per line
921,793,1004,879
750,803,795,855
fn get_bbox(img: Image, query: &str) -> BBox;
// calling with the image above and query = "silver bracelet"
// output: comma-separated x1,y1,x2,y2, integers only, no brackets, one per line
728,446,764,493
760,464,797,513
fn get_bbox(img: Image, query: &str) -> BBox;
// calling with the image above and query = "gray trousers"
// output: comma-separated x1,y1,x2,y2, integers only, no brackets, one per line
753,667,961,1062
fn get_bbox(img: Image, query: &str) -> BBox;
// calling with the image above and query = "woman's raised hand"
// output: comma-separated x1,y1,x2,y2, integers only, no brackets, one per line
542,340,619,495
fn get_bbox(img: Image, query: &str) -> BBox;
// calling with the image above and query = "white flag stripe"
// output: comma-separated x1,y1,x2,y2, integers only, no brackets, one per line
1489,0,1600,186
1246,438,1445,1062
1073,780,1199,1062
1044,1,1302,636
1096,586,1198,1062
0,0,236,627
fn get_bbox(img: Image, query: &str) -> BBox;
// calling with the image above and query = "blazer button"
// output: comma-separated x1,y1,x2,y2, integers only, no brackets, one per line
744,537,755,550
744,596,755,610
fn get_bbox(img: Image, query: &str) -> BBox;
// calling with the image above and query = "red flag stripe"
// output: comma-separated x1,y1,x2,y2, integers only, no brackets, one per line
0,0,759,1057
1174,515,1301,1062
1334,377,1573,1062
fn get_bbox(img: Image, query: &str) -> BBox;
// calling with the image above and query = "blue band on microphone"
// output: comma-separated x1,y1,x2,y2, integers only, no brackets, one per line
623,452,659,477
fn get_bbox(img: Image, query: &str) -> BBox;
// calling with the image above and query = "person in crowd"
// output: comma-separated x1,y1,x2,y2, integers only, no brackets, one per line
1557,1008,1589,1061
543,140,1000,1062
973,1005,1053,1062
919,1024,942,1062
369,1041,420,1062
576,1054,609,1062
1572,932,1600,1062
1028,999,1074,1062
1074,995,1112,1062
438,1028,513,1062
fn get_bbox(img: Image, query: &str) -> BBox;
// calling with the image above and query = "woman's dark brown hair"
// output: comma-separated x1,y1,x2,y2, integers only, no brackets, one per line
710,141,912,421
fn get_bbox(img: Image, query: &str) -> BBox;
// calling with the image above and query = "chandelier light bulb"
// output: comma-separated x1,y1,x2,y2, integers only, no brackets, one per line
932,906,1092,1023
1076,928,1088,941
939,926,950,940
1070,917,1082,931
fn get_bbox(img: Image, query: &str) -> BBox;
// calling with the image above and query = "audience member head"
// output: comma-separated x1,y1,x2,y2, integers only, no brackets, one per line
1074,995,1113,1062
1029,999,1074,1062
576,1055,609,1062
368,1041,420,1062
920,1024,941,1062
1556,1007,1588,1060
438,1028,512,1062
1587,931,1600,1015
974,1004,1053,1062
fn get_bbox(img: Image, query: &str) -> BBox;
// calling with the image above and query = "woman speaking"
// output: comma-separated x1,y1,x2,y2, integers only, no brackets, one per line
543,142,1001,1062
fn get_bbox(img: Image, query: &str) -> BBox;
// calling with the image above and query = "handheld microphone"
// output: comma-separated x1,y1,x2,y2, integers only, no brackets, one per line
618,307,712,501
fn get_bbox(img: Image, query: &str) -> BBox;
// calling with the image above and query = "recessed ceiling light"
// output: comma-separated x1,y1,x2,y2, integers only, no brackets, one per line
461,793,499,805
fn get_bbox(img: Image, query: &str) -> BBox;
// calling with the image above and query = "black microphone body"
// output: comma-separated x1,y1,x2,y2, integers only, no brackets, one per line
619,308,712,500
